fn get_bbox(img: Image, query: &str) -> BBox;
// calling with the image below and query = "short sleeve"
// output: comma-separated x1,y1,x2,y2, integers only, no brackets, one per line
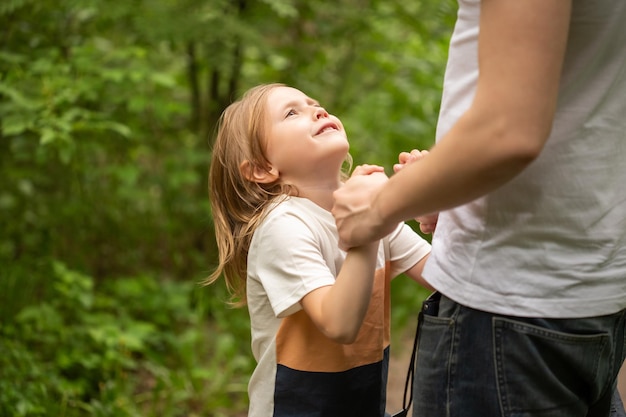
248,208,336,318
387,223,431,278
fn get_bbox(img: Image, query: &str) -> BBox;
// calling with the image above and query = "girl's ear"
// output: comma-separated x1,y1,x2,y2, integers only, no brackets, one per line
240,160,279,184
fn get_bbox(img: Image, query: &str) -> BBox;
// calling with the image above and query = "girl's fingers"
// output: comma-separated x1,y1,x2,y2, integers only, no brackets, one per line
395,149,430,173
351,164,385,177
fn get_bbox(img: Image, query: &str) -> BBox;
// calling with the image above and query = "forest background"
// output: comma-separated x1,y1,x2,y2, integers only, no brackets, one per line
5,1,615,417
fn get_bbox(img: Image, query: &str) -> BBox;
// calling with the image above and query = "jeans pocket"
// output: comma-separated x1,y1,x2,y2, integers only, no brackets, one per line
413,314,455,416
493,317,611,417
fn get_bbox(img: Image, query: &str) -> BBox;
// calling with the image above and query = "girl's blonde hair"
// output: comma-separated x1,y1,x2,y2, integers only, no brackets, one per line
206,83,351,306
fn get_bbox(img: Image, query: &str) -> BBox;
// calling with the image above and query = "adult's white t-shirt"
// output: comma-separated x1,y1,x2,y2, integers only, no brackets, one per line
424,0,626,318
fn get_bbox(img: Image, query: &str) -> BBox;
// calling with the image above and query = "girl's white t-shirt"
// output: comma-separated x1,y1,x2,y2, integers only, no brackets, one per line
246,197,430,416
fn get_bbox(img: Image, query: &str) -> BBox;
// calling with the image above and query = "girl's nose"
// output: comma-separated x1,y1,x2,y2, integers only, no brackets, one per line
314,107,329,119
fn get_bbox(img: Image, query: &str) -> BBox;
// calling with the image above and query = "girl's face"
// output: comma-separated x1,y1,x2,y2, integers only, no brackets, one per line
262,86,349,187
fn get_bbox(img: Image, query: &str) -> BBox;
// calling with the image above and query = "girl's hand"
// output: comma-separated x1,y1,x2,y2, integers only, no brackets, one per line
351,164,386,178
393,149,430,173
393,149,439,234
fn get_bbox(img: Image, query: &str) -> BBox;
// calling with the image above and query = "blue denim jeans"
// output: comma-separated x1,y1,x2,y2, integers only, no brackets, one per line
412,293,626,417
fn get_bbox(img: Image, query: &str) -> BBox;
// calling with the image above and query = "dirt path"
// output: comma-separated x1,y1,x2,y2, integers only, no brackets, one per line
617,363,626,401
386,329,416,415
387,330,626,415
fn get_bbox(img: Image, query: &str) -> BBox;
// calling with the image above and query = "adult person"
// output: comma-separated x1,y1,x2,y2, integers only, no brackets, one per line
332,1,626,416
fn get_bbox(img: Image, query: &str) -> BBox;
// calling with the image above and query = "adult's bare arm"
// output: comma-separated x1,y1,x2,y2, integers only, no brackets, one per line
333,0,572,248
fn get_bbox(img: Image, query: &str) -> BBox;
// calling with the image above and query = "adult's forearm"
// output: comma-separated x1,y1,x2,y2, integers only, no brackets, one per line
375,111,541,227
376,0,571,228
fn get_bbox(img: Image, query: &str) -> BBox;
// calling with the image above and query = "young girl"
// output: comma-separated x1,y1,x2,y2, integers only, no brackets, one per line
207,83,432,417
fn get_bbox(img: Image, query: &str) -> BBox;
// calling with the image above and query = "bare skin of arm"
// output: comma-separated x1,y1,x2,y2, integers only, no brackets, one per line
403,254,434,291
299,164,384,345
333,0,572,248
394,149,439,234
300,241,379,345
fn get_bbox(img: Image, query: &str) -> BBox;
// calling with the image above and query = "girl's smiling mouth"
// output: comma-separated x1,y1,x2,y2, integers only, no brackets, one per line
315,123,339,136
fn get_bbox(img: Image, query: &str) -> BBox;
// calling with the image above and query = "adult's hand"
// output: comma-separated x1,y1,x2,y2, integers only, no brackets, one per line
332,167,396,250
394,149,439,235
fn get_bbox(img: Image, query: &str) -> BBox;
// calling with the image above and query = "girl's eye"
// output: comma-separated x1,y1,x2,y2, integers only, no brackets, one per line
286,109,296,117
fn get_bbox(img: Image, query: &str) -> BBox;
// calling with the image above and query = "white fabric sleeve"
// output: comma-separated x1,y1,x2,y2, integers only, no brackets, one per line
249,211,336,319
387,223,431,278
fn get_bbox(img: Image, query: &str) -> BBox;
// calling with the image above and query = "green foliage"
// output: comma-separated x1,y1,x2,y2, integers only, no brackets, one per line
0,261,252,416
0,0,457,414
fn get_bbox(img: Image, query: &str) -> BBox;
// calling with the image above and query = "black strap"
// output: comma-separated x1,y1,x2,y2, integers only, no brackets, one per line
391,291,441,417
390,311,422,417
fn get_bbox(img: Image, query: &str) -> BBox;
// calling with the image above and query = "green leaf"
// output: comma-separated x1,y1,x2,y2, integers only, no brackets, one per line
1,114,32,136
39,128,56,145
0,82,41,110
